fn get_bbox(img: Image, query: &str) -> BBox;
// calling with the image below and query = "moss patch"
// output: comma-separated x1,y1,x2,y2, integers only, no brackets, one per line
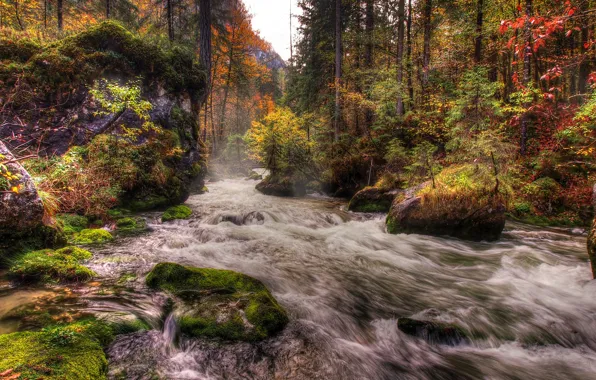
72,229,113,245
161,205,192,222
0,329,108,380
348,187,395,213
56,214,89,235
115,217,147,235
146,263,288,341
9,247,95,283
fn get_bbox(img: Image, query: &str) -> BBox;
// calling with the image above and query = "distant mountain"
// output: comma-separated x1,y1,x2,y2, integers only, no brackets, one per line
255,49,286,71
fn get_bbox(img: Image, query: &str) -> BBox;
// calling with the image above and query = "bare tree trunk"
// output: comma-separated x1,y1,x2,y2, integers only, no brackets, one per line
578,0,590,100
106,0,111,19
44,0,47,28
406,0,413,109
57,0,63,31
199,0,212,105
520,0,532,156
219,25,235,147
422,0,432,101
396,0,405,116
364,0,374,129
13,0,24,30
334,0,342,142
167,0,174,40
474,0,483,63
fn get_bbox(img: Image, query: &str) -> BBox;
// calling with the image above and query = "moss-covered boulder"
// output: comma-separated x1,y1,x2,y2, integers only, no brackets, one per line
161,205,192,222
72,229,113,245
588,218,596,279
9,246,95,283
348,187,396,213
146,263,288,341
247,171,263,181
256,174,305,197
115,217,147,235
397,318,468,346
387,192,506,242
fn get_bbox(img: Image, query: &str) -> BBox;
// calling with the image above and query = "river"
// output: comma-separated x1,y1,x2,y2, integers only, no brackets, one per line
5,177,596,379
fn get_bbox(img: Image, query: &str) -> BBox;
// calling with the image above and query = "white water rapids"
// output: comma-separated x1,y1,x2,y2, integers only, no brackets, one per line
83,178,596,379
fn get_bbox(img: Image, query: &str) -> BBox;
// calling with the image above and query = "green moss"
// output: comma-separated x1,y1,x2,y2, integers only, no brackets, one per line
56,214,89,235
350,201,392,213
8,247,95,283
0,37,41,61
115,217,147,235
161,205,192,222
0,225,67,268
146,263,288,341
0,329,108,380
386,214,399,234
73,229,113,245
117,272,137,285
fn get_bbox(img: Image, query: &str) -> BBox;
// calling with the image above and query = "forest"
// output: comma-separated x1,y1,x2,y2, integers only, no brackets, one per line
0,0,596,378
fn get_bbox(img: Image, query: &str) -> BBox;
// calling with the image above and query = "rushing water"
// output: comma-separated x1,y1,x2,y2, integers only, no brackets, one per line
59,178,596,379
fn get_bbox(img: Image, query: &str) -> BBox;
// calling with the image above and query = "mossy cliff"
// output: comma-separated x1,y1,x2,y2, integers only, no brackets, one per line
1,21,207,216
146,263,289,341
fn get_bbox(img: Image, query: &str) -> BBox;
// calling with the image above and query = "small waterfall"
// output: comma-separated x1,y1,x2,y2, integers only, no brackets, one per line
162,312,178,349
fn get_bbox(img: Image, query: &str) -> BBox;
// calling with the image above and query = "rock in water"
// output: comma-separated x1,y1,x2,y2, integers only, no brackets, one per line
146,263,289,342
256,174,305,197
348,187,396,213
397,318,468,346
386,195,506,242
589,218,596,279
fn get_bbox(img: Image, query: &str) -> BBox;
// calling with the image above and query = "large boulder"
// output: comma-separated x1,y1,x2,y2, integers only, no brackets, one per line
256,174,305,197
0,141,44,231
146,263,288,342
386,192,506,242
348,187,397,213
0,142,65,261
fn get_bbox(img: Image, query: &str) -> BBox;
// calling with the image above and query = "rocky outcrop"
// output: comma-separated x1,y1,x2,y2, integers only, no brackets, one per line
146,263,288,342
386,190,506,242
256,175,305,197
0,142,65,260
348,187,397,213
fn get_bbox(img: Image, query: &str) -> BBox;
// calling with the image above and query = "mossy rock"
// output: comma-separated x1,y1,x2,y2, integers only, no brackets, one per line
146,263,288,341
0,225,67,267
56,214,89,235
161,205,192,222
589,218,596,279
8,247,95,283
348,187,395,213
0,329,108,379
73,229,114,245
256,174,305,197
247,171,263,181
115,217,147,235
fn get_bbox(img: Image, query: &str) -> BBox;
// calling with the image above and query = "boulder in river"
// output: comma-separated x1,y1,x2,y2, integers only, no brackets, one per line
256,174,306,197
386,192,506,242
397,318,468,346
348,187,397,213
146,263,289,341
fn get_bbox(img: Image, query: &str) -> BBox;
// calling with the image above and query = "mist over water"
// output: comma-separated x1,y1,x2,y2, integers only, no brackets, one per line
84,178,596,379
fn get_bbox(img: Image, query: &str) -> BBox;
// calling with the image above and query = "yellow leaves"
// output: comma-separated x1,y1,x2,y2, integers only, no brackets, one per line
11,186,19,194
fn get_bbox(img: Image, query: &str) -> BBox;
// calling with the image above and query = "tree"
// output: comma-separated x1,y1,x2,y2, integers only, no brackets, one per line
396,0,405,116
334,0,342,142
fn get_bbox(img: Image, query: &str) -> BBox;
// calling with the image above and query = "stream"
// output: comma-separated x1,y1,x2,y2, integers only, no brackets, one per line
3,177,596,379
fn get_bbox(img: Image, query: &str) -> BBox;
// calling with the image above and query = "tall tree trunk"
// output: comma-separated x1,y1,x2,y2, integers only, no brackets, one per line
13,0,24,30
106,0,111,19
364,0,374,129
199,0,212,104
396,0,405,116
406,0,413,109
44,0,47,28
422,0,432,101
219,25,235,148
334,0,342,142
364,0,373,67
474,0,483,63
570,31,577,98
520,0,532,156
57,0,63,31
578,0,590,100
167,0,174,41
